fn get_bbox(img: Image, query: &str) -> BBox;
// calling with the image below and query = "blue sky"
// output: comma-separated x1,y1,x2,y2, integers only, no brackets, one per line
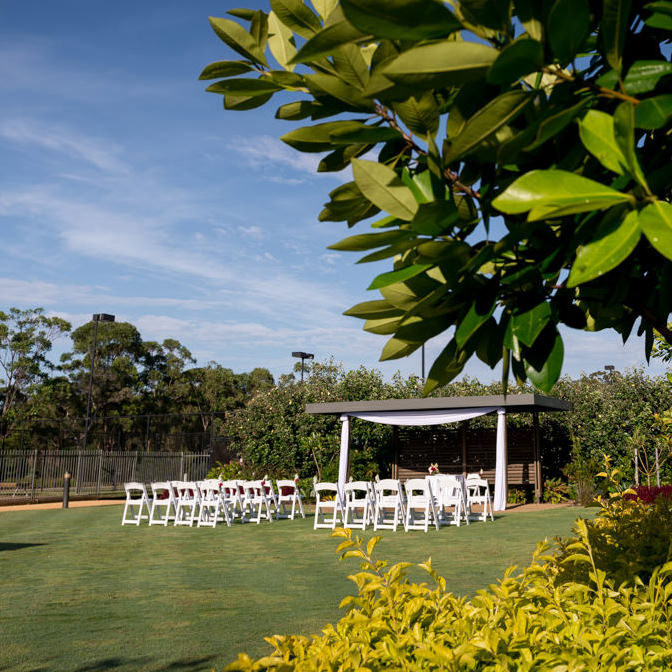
1,0,667,384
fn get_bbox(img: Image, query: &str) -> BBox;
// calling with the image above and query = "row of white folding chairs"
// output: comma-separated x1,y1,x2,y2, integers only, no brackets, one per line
121,478,305,527
314,474,493,533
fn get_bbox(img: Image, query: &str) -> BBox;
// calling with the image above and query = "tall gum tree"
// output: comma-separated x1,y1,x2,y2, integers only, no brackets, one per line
202,0,672,393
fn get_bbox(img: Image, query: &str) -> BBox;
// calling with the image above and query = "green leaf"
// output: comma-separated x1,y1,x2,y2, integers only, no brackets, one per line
601,0,632,74
487,38,544,87
328,229,411,251
206,77,283,96
578,110,626,175
329,126,402,144
613,102,649,190
341,0,462,40
364,316,403,335
460,0,512,32
597,60,672,95
410,201,460,235
445,90,531,162
382,41,498,89
392,93,440,138
512,302,552,347
311,0,339,20
567,209,641,286
523,98,592,152
343,300,403,319
268,10,297,71
281,120,366,152
318,143,372,172
250,10,269,50
223,93,274,110
270,0,322,39
634,94,672,129
524,327,564,392
199,60,255,80
305,73,374,110
492,170,633,218
547,0,591,64
639,201,672,260
645,10,672,29
227,8,258,21
423,339,468,395
395,315,448,343
368,264,431,290
455,300,496,348
380,337,421,361
276,101,312,120
291,20,368,63
352,159,419,221
208,17,267,65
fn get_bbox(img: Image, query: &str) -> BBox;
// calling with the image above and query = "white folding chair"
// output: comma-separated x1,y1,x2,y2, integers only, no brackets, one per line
313,482,344,530
373,478,405,531
261,478,280,516
466,475,494,522
220,479,246,521
173,481,201,527
197,479,231,528
343,481,373,530
275,479,306,519
148,481,177,526
122,482,152,526
430,475,469,527
404,478,440,532
244,480,274,524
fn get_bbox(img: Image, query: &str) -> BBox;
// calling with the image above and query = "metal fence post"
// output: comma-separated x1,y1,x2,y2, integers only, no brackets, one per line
96,450,103,497
63,472,71,508
29,449,38,499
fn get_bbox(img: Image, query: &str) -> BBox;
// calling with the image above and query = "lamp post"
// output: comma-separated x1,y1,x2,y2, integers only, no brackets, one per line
83,313,115,451
291,351,314,382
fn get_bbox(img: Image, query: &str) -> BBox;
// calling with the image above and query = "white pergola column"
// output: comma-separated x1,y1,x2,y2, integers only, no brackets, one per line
338,414,350,506
493,408,508,511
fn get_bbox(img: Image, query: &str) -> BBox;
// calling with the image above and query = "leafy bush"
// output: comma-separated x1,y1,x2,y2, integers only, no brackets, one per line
541,477,569,504
506,487,527,505
227,510,672,671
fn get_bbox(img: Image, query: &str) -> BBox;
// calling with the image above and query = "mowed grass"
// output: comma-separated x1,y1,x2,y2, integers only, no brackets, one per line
0,504,591,672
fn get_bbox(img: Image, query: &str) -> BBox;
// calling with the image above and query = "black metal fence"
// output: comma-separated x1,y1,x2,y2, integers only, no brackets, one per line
0,450,213,501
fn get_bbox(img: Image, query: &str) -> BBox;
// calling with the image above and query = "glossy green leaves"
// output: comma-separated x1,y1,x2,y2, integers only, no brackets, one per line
492,170,633,220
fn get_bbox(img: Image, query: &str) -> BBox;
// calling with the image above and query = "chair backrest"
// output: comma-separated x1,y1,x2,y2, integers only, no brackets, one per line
150,481,173,500
405,478,430,498
175,481,199,501
343,481,370,498
125,482,148,498
276,479,298,497
314,482,339,497
375,479,402,496
199,479,221,498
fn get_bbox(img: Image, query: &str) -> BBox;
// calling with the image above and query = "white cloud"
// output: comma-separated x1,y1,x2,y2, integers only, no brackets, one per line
0,118,129,174
230,134,322,175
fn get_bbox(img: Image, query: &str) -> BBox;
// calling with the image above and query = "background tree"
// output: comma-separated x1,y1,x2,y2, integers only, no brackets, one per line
202,0,672,394
0,307,70,437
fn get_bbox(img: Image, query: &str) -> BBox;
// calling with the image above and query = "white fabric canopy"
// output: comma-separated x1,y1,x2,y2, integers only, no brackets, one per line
338,406,508,511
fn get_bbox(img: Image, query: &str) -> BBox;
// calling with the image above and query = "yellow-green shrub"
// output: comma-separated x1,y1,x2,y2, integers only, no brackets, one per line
227,499,672,671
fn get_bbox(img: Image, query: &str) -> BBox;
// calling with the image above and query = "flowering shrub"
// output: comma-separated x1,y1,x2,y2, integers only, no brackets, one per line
625,485,672,505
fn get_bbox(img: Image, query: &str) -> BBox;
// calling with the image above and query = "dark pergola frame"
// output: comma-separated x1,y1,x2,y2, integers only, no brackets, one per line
305,393,572,507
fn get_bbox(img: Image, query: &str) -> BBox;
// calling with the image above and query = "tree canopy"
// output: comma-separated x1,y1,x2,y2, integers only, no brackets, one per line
202,0,672,394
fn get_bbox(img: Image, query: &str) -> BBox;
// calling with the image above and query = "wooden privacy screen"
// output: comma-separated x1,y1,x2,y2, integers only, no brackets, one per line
394,425,537,490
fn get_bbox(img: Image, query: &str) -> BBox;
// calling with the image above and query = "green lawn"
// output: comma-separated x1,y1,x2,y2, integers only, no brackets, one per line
0,504,590,672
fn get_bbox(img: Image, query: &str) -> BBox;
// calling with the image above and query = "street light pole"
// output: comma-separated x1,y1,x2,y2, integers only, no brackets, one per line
83,313,115,451
291,351,314,382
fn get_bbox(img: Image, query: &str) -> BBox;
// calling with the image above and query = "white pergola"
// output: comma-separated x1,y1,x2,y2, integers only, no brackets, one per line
305,393,572,511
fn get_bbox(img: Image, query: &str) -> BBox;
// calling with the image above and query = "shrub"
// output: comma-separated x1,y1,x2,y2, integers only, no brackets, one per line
227,521,672,671
625,485,672,505
541,477,569,504
226,461,672,671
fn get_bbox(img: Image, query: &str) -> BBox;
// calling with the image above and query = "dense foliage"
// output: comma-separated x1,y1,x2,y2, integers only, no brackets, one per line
203,0,672,396
226,477,672,670
0,307,274,451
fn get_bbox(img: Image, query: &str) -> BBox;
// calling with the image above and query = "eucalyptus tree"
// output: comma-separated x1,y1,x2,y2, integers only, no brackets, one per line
202,0,672,393
0,307,70,434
